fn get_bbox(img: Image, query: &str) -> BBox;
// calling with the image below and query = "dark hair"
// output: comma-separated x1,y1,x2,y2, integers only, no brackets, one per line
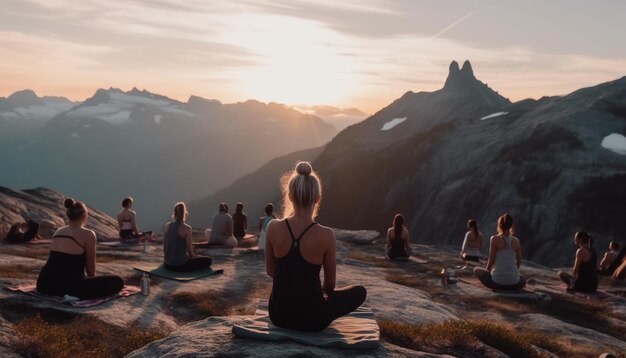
467,219,479,239
610,241,620,250
576,231,593,249
497,213,514,236
219,202,228,213
122,197,133,208
172,202,187,223
264,203,274,216
64,198,87,222
236,202,244,214
393,214,404,239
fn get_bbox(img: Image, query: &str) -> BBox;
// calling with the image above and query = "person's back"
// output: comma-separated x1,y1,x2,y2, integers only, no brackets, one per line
575,247,598,292
164,221,188,266
387,228,408,259
266,162,366,332
37,198,123,299
210,212,233,243
38,225,90,288
491,235,520,285
232,211,247,239
269,218,330,331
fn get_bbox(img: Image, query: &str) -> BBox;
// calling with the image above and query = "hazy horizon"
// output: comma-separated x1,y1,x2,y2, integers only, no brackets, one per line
2,1,626,113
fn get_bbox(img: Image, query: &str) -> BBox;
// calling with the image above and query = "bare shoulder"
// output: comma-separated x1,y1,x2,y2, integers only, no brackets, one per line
266,218,283,231
315,223,335,241
81,228,97,242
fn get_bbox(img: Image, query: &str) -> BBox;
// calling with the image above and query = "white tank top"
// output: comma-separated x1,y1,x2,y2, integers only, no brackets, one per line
491,235,520,285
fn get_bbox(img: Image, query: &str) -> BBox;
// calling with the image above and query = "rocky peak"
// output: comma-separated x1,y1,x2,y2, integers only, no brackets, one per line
443,60,477,90
82,88,112,107
6,90,42,107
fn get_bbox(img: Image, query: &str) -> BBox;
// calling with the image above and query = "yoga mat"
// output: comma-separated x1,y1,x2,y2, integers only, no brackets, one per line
133,264,223,281
5,283,140,308
384,256,429,264
99,241,147,248
232,300,379,350
537,283,612,300
27,239,52,245
192,242,229,248
458,278,549,300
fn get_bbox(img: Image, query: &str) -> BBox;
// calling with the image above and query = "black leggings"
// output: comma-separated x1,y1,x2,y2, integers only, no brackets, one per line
164,256,212,272
327,285,367,323
269,285,367,332
474,267,526,290
37,275,124,300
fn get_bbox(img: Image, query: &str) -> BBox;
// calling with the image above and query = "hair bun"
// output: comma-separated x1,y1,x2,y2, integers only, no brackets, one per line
296,161,312,176
64,198,76,209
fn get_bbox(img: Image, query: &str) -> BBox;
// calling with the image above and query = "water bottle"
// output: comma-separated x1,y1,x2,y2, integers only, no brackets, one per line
141,273,150,296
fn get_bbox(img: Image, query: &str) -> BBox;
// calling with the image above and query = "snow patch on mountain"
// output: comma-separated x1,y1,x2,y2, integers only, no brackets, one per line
381,117,407,131
480,111,508,120
68,91,195,124
601,133,626,155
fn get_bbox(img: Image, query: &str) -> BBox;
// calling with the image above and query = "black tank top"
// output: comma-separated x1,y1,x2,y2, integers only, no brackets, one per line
38,235,86,283
388,229,406,259
575,248,598,292
269,220,329,331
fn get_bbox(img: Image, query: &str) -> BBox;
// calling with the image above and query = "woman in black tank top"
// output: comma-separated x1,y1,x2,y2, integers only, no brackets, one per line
387,214,410,260
558,231,598,292
266,162,366,332
37,198,124,299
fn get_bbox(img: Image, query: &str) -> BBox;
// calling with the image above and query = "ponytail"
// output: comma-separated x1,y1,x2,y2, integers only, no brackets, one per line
393,214,404,239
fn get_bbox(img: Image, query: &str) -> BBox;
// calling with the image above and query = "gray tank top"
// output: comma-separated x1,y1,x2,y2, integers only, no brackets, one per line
491,235,520,285
164,221,188,266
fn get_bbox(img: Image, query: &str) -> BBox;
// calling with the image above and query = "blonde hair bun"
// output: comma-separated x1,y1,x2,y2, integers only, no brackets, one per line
296,161,312,176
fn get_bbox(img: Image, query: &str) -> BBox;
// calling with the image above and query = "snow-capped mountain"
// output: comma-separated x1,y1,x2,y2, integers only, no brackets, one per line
0,88,337,227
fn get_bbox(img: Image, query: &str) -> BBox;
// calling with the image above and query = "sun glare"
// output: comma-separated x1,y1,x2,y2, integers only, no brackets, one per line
216,14,357,106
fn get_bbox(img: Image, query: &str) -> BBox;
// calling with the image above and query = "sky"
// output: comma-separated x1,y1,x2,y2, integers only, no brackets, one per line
1,0,626,113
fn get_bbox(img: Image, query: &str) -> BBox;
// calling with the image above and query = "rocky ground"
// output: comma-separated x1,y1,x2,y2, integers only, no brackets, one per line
0,226,625,357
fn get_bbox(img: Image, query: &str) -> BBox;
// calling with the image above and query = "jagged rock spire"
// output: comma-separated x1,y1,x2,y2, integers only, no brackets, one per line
444,60,477,90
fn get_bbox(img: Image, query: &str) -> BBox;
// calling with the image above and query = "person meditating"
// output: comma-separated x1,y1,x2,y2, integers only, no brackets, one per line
258,203,276,251
599,241,620,275
386,214,411,260
36,199,124,299
265,161,367,332
558,231,598,293
232,202,248,240
163,202,212,272
117,197,152,242
474,213,526,290
4,220,40,243
207,203,238,248
460,219,483,262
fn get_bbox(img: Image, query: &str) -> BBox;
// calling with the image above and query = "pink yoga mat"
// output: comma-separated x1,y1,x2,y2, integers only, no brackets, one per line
5,283,140,307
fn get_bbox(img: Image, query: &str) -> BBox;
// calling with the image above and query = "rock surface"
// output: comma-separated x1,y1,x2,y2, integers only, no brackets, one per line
126,315,452,358
0,219,624,357
0,186,119,240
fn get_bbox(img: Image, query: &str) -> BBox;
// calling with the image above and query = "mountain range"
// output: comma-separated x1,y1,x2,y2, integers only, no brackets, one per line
207,60,626,266
0,88,338,228
314,60,626,266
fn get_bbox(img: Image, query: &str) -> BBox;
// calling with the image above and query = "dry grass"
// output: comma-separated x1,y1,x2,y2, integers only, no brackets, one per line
167,289,240,322
10,314,169,358
380,319,562,358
